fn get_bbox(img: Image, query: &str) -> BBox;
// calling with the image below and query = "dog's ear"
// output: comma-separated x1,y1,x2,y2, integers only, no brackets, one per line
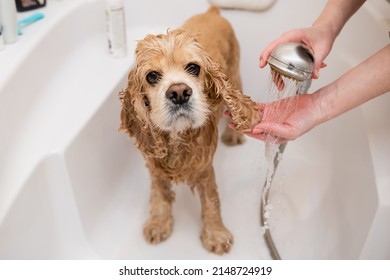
119,69,168,158
204,56,261,132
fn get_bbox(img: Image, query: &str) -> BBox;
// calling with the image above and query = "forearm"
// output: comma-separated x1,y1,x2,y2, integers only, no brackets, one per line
312,0,366,42
313,44,390,125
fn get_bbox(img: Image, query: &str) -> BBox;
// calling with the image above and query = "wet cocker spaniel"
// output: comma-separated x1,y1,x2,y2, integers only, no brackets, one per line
119,7,259,255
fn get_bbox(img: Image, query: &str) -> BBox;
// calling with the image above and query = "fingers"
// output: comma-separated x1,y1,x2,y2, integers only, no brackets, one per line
253,122,295,139
248,120,299,144
259,41,281,68
312,61,326,79
227,120,293,144
259,39,288,68
223,110,232,118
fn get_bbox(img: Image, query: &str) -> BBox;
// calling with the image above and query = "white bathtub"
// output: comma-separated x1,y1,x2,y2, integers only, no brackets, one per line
0,0,389,259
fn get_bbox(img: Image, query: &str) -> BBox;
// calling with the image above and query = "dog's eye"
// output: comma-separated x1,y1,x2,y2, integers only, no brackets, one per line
146,71,161,85
185,63,200,77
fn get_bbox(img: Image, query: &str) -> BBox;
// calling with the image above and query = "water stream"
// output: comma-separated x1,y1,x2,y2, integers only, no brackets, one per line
261,70,303,244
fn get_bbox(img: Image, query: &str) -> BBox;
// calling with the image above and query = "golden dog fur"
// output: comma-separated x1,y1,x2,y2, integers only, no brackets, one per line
119,7,259,255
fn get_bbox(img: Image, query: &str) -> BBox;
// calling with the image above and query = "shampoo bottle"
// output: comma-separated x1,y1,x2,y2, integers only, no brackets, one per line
105,0,127,58
0,0,18,44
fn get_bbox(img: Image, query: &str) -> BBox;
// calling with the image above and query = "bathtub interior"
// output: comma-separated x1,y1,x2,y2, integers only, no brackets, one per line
0,0,389,259
268,111,378,259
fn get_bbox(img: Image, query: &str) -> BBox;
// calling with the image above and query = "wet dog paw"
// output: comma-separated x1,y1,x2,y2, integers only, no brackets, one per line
143,217,173,244
201,226,233,255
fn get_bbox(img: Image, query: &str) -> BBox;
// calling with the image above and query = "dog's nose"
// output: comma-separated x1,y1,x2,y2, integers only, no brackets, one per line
166,83,192,105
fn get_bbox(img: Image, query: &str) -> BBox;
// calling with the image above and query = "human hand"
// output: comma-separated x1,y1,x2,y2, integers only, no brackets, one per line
243,94,319,143
259,26,333,80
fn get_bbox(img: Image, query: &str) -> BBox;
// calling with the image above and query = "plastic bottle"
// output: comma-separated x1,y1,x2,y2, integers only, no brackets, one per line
0,0,18,44
105,0,127,58
0,26,5,50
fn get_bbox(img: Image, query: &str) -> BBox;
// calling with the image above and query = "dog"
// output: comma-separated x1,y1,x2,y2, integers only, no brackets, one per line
119,7,259,255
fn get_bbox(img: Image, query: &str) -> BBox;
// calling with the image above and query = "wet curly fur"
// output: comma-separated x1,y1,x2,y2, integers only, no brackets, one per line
119,7,259,255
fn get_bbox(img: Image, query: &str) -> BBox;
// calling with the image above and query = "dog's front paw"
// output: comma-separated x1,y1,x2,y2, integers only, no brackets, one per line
201,226,233,255
221,127,245,146
143,216,173,244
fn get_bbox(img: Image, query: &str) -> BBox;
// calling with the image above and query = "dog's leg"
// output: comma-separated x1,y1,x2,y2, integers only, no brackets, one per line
221,124,246,146
196,166,233,254
143,176,174,244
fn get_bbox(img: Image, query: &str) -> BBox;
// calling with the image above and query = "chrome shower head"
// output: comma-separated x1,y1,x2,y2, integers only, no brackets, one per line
267,42,314,81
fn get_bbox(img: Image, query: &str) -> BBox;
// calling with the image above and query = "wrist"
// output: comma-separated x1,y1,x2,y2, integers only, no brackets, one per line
310,84,338,126
311,22,338,47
